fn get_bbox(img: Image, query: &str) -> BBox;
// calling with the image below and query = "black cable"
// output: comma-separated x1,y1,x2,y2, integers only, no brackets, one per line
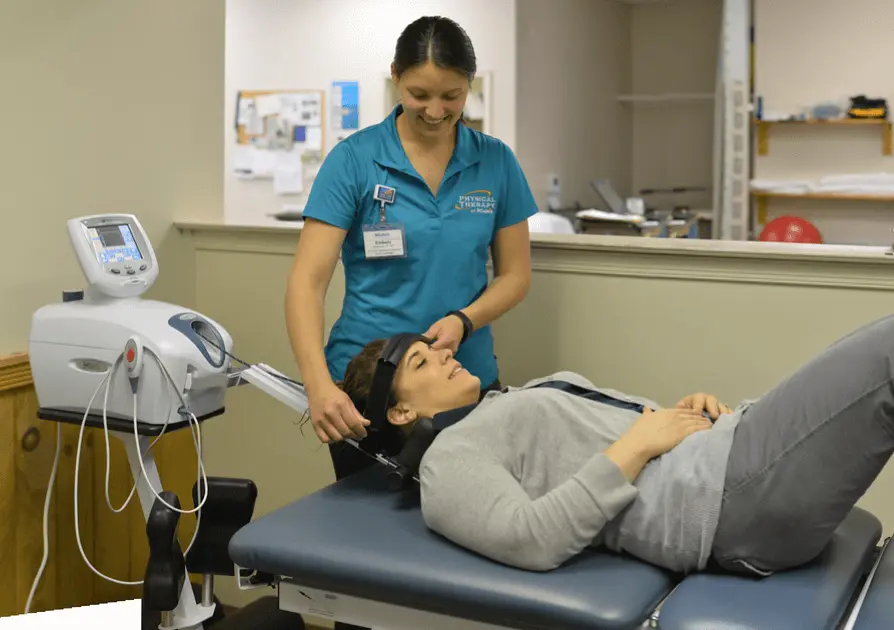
195,329,305,388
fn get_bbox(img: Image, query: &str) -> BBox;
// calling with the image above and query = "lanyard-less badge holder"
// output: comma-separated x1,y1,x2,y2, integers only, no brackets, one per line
363,184,407,260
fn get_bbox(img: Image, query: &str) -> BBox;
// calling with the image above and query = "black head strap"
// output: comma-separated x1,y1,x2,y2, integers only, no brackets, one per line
364,333,430,432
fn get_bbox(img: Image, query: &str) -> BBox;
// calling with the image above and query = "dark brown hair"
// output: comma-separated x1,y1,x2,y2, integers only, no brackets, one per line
392,16,477,82
339,338,408,455
340,338,389,415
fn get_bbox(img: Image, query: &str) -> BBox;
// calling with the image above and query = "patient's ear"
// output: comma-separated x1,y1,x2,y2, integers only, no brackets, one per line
387,403,417,427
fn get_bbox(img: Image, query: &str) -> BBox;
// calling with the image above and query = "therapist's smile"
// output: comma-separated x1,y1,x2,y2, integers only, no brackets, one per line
422,115,448,126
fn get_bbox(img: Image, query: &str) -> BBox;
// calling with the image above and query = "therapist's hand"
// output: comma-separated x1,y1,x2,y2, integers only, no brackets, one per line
675,392,731,421
308,382,370,443
424,315,465,353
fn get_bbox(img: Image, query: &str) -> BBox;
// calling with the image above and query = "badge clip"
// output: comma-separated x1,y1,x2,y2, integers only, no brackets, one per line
373,185,396,223
373,185,396,204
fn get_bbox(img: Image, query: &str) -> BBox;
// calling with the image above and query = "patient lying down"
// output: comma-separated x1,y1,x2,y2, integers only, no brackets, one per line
339,315,894,577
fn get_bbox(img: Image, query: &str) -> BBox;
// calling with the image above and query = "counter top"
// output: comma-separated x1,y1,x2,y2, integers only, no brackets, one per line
173,218,894,264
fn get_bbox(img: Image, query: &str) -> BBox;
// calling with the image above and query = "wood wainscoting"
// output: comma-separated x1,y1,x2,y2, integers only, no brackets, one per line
0,352,202,617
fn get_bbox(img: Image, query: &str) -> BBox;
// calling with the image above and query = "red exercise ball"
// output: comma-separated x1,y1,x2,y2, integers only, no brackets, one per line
758,215,823,244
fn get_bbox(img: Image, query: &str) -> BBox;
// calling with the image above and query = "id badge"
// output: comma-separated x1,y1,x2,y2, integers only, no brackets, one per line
362,223,407,259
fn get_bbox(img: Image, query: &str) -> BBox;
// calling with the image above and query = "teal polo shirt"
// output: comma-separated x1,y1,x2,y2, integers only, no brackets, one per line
302,105,537,386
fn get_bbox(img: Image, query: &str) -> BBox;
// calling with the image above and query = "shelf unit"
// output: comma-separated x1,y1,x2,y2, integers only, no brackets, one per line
617,92,715,103
752,190,894,224
755,118,893,156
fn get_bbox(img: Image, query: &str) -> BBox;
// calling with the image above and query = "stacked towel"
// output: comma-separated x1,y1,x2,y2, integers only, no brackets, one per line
751,174,894,196
816,173,894,195
750,179,814,194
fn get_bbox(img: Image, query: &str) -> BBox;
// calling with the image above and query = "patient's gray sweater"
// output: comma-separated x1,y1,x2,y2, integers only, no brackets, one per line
418,371,750,574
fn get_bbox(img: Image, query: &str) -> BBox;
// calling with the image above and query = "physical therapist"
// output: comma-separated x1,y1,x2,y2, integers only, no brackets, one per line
285,16,538,480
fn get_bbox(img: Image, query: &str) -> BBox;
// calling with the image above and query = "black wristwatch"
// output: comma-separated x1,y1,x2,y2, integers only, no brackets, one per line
447,310,474,345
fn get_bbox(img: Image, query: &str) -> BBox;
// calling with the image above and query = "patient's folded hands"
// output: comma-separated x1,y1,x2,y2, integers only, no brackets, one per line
675,392,731,421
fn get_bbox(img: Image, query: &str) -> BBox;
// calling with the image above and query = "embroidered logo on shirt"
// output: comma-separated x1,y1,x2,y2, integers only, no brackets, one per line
455,190,497,214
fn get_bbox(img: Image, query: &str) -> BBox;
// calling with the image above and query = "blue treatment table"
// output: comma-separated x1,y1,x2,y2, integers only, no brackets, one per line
851,537,894,630
228,466,886,630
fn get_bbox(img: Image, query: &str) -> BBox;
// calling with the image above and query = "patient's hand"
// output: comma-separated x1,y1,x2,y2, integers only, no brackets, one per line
675,392,731,421
609,408,712,473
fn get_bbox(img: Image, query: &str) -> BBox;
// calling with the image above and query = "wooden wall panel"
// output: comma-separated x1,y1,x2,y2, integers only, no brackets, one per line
0,352,198,617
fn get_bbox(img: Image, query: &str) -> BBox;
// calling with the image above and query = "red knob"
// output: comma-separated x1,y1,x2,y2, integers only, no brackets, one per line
127,348,135,363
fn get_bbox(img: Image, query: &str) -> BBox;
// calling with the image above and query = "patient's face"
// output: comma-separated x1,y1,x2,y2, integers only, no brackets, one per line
390,341,481,423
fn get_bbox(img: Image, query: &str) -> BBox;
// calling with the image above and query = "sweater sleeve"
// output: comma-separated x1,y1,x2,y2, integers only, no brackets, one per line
419,450,638,571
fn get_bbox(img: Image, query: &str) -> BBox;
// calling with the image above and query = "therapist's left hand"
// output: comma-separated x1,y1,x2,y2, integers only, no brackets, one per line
424,315,465,353
675,392,731,421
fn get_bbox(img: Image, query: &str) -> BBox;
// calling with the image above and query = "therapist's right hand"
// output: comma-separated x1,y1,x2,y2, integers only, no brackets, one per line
308,382,370,443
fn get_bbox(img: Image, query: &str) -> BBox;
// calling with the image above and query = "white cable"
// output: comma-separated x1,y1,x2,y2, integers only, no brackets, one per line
102,355,137,512
28,343,214,604
102,354,164,514
24,423,62,614
101,354,204,551
74,363,145,586
132,349,209,517
28,368,119,611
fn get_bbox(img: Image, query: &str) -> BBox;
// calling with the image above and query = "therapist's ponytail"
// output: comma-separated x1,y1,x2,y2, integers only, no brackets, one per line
393,16,477,82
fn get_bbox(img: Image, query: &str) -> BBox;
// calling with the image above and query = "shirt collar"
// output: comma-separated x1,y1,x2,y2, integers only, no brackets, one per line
374,104,481,175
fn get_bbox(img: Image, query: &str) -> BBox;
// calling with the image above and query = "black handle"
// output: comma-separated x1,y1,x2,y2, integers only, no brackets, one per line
185,477,258,576
143,492,186,613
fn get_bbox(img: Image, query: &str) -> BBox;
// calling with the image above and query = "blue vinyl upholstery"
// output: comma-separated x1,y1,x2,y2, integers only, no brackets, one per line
658,507,881,630
852,538,894,630
230,466,676,630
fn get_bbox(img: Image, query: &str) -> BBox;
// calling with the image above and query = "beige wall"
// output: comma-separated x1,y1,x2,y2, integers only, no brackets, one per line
181,222,894,614
0,0,225,355
630,0,721,214
754,0,894,245
516,0,632,209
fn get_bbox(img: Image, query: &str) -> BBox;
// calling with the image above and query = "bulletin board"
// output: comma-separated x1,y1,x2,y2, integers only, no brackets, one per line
233,89,326,196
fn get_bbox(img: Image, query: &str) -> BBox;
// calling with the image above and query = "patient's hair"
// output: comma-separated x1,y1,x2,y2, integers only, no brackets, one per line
339,338,408,455
340,338,389,413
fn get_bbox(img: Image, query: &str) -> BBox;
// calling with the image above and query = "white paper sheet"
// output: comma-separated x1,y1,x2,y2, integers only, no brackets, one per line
278,94,303,124
299,93,322,126
273,151,304,195
245,109,265,135
237,97,256,125
251,149,277,178
306,126,322,150
233,145,254,174
255,94,282,117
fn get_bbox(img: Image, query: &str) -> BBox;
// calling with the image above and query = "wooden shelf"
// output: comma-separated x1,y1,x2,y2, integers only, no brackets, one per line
618,92,714,103
755,118,892,155
752,190,894,224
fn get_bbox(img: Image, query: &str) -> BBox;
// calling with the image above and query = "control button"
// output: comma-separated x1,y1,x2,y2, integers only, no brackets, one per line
111,269,121,274
140,264,147,271
127,270,136,275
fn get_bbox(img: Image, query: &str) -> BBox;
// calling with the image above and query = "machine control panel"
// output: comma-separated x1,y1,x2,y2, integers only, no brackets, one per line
86,223,145,273
68,214,159,299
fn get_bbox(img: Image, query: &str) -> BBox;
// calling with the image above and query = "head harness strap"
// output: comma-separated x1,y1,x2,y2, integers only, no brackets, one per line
364,333,430,432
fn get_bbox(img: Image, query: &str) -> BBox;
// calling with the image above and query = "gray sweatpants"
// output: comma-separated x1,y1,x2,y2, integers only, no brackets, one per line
711,313,894,576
